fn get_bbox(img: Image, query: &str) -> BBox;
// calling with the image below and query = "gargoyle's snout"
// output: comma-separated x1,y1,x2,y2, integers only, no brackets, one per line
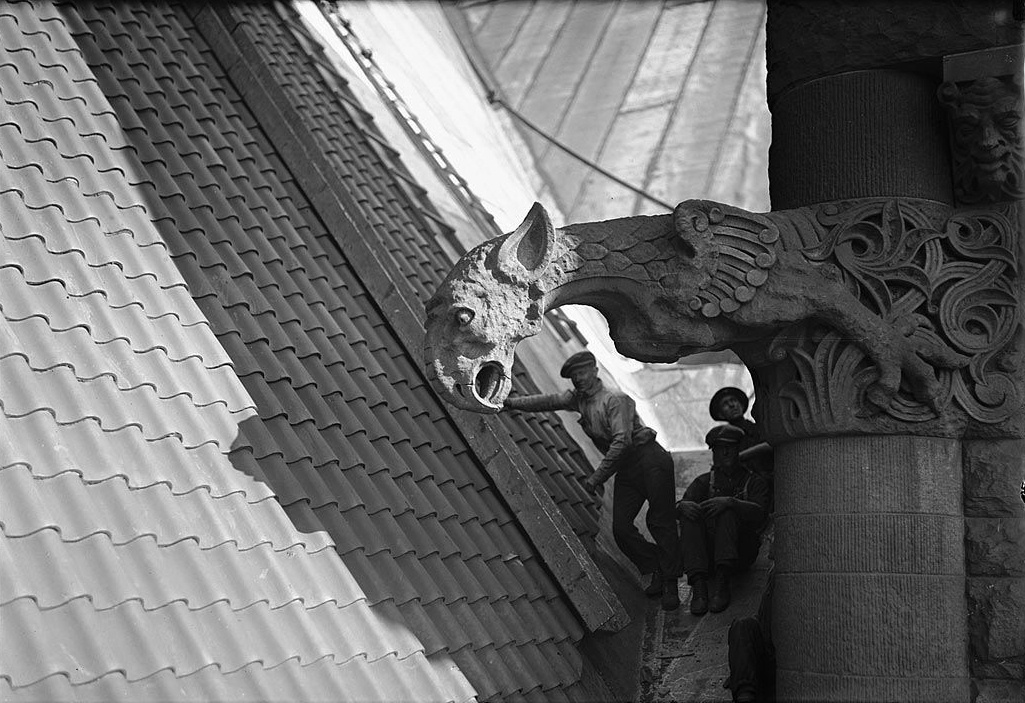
423,343,509,414
472,361,507,409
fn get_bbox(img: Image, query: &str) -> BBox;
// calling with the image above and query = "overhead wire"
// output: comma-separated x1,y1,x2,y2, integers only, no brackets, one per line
484,90,676,212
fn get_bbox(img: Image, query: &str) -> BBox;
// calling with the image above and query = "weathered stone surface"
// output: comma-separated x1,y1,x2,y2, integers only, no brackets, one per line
425,199,1016,439
938,69,1025,206
765,0,1022,102
966,517,1025,576
772,436,968,701
972,678,1025,703
968,577,1025,674
964,439,1025,517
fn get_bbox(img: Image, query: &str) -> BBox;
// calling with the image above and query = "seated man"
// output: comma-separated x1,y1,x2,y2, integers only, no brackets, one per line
711,386,774,510
677,425,769,615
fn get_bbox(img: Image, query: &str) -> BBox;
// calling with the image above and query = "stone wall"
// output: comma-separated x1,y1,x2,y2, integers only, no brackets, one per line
963,439,1025,700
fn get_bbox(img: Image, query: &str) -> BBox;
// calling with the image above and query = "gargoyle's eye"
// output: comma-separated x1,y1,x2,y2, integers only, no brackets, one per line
455,308,475,327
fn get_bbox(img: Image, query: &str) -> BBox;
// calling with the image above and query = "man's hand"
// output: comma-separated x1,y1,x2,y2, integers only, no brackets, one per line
676,500,702,521
583,476,602,495
700,496,734,517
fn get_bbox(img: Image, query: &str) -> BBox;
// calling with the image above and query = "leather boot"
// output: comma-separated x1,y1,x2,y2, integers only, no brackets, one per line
643,570,663,598
689,575,709,615
709,570,731,613
661,578,680,611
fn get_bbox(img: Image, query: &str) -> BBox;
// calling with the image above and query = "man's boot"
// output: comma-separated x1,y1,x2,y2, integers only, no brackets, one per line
710,569,731,613
689,575,709,615
661,578,680,611
643,570,663,598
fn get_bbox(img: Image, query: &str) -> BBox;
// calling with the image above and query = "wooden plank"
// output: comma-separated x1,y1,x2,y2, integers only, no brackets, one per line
569,104,674,222
706,19,770,212
460,0,494,33
516,0,618,154
540,0,663,211
644,0,767,206
492,1,573,108
473,0,536,71
621,1,713,114
568,1,713,219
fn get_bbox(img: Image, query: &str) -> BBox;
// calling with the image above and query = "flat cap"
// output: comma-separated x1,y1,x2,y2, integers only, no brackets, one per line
560,350,596,377
709,386,749,421
705,424,746,447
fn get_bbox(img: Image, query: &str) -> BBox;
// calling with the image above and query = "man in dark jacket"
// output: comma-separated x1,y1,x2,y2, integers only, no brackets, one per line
503,351,682,610
677,424,769,615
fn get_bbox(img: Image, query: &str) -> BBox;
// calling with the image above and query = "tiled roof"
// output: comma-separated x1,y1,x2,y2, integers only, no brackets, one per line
1,1,611,701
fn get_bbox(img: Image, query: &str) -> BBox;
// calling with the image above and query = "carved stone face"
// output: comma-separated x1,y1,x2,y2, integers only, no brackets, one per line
423,203,555,412
938,75,1024,203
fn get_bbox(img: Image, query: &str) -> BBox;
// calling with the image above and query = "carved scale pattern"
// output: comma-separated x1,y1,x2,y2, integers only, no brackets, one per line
763,199,1021,434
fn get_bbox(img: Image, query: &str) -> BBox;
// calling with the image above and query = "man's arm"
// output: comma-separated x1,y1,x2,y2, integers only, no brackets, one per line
677,474,708,520
586,394,635,488
503,391,574,413
731,474,770,522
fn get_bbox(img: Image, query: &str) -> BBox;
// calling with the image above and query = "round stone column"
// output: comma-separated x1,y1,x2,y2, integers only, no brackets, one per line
773,436,968,699
756,3,1015,699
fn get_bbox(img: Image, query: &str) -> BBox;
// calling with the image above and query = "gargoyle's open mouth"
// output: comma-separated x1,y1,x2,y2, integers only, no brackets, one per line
473,361,506,405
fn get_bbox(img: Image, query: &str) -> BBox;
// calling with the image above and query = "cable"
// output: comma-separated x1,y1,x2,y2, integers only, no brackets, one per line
485,91,675,212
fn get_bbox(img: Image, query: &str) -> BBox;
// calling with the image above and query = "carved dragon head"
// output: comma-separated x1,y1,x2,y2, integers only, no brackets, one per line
424,203,556,412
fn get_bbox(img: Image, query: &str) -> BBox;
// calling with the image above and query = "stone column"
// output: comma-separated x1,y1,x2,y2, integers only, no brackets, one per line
757,3,1023,700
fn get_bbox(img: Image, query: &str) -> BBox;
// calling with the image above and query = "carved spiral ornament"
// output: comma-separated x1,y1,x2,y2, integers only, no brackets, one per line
771,199,1020,433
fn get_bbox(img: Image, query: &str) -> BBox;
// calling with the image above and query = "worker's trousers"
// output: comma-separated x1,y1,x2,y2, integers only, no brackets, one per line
611,441,681,578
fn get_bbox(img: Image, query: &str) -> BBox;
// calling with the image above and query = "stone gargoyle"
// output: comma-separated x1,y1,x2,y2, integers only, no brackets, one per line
423,200,970,415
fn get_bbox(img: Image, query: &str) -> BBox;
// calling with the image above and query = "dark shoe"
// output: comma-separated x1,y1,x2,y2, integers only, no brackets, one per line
734,689,756,703
661,579,680,611
689,576,709,616
643,570,663,598
710,571,731,613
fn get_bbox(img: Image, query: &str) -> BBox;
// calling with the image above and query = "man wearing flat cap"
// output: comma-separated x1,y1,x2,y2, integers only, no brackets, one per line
503,350,682,610
677,424,770,616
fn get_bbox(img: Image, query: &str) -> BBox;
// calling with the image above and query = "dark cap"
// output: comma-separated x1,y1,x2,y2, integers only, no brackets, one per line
709,386,749,421
705,424,746,447
560,351,596,378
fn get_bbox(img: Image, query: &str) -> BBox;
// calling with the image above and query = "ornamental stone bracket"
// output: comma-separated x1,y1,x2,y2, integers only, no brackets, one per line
425,194,1023,443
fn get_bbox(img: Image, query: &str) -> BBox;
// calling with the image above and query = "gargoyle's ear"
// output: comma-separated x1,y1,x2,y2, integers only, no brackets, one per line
497,202,556,281
673,200,717,262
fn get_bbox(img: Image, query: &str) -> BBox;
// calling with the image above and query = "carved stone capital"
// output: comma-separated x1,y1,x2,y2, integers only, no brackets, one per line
739,198,1023,442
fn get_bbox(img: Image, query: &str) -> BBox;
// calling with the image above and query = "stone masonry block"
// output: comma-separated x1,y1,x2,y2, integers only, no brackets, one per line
967,577,1025,671
964,439,1025,518
966,517,1025,577
967,680,1025,703
971,678,1025,703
